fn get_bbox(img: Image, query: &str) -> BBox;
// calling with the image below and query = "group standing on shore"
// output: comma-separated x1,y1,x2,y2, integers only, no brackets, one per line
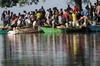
1,3,100,29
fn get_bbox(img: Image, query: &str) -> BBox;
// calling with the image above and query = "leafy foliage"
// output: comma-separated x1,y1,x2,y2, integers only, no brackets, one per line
0,0,18,7
0,0,40,8
66,0,90,5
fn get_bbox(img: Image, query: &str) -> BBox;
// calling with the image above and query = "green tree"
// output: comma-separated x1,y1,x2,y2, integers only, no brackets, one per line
74,0,82,11
70,0,90,11
0,0,40,8
0,0,18,7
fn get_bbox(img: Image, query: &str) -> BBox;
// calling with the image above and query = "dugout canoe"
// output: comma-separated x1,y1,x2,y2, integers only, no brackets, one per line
40,27,86,33
0,30,10,34
8,28,42,34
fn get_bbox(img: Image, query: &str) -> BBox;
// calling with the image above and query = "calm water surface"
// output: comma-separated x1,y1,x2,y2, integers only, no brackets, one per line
0,32,100,66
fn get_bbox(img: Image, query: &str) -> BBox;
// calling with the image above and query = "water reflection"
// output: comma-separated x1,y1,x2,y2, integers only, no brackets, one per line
1,32,100,66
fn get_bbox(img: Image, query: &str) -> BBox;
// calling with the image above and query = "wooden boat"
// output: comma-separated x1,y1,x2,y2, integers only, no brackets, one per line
8,28,42,34
65,27,86,32
0,26,13,34
88,25,100,32
40,27,86,33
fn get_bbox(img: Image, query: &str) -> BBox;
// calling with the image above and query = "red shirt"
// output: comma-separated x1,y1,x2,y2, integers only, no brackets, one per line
64,12,69,21
13,16,17,20
74,8,79,12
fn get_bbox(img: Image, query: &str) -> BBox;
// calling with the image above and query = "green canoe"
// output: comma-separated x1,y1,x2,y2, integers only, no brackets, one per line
40,27,86,33
0,30,10,34
40,27,65,33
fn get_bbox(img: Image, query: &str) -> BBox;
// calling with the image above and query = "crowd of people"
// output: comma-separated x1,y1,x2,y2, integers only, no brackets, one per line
1,3,100,29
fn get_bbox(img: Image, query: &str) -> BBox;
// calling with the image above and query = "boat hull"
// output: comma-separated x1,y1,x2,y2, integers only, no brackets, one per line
8,30,41,34
41,27,86,33
65,27,86,33
8,28,42,34
41,27,64,33
0,30,10,34
88,26,100,31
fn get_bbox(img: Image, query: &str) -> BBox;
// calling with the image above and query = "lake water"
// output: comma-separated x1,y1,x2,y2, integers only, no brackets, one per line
0,32,100,66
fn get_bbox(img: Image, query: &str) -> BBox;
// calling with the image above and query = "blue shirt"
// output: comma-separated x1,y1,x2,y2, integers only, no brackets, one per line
83,9,88,16
5,15,10,21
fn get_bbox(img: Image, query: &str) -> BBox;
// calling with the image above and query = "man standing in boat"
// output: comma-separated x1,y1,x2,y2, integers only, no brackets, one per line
64,9,69,28
1,11,6,27
96,3,100,24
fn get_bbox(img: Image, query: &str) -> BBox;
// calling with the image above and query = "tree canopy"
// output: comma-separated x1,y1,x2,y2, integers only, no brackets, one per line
0,0,40,8
67,0,91,10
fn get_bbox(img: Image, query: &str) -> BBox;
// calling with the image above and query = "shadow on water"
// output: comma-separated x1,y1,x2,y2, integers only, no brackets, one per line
1,32,100,66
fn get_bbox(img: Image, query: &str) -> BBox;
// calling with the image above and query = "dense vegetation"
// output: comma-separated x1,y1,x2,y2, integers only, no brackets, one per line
0,0,40,7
